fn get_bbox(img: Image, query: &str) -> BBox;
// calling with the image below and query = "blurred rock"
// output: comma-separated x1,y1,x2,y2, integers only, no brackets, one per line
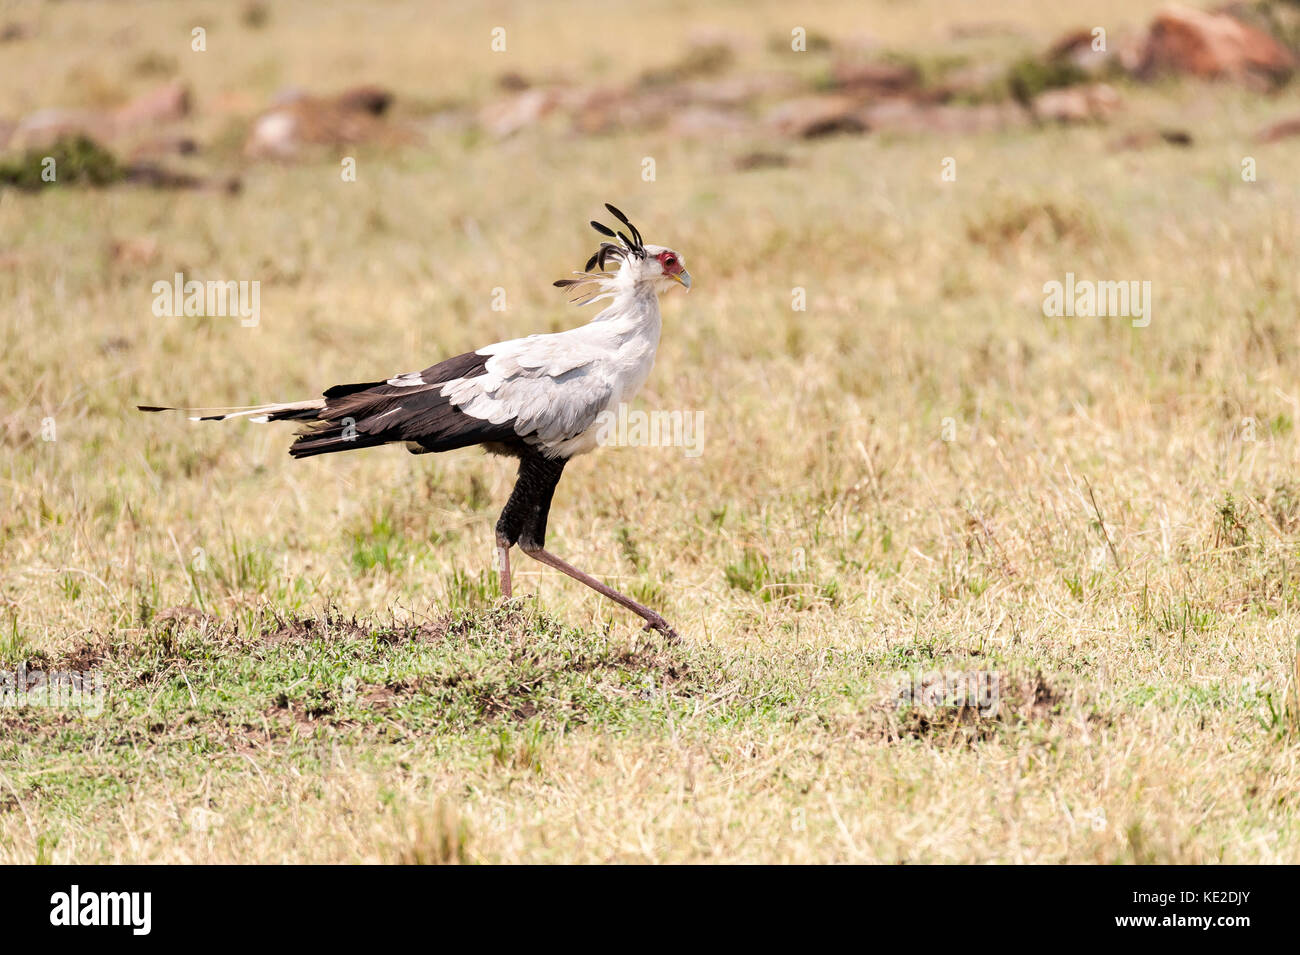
497,71,530,92
479,70,799,138
829,61,922,95
245,111,296,158
478,88,559,138
861,100,1026,135
566,88,626,135
1257,114,1300,141
1046,29,1116,75
668,105,748,137
680,73,800,107
124,162,240,193
930,62,1006,101
1111,128,1194,149
334,85,392,116
11,109,115,151
129,133,199,160
1031,83,1122,123
568,72,799,135
10,82,190,150
1134,3,1295,86
733,150,791,171
244,86,413,159
567,87,680,135
115,81,190,133
767,96,867,138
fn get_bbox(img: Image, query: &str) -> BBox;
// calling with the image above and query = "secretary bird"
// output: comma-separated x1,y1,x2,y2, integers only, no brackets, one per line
139,204,690,638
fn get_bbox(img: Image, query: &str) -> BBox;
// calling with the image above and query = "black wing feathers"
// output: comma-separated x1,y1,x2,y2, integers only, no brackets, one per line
289,350,518,459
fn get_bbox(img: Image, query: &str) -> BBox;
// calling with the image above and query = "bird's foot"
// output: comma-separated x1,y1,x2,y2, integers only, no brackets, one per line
641,614,680,642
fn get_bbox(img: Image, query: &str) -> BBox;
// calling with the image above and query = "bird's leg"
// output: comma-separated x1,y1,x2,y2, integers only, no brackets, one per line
520,545,679,640
494,450,563,604
500,448,677,639
495,534,512,599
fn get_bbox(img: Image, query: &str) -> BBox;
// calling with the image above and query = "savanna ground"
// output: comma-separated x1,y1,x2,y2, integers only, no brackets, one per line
2,0,1300,863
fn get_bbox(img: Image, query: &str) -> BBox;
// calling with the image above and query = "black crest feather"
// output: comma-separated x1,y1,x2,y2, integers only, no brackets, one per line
604,203,644,252
560,203,649,293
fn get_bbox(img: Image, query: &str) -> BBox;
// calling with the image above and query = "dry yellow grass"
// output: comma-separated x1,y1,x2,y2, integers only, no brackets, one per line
2,0,1300,863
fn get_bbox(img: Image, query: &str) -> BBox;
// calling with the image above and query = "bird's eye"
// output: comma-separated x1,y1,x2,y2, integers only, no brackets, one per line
664,256,676,267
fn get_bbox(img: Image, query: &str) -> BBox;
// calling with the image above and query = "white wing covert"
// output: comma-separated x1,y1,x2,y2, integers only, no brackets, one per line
440,334,616,449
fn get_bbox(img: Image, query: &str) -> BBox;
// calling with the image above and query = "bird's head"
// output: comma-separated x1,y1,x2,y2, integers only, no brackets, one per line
554,204,691,304
637,244,691,293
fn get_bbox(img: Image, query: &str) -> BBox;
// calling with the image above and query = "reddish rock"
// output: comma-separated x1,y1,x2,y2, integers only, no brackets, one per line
1134,4,1295,85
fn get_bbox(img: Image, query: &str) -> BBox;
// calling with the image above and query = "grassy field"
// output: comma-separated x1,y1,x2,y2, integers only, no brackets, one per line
3,0,1300,863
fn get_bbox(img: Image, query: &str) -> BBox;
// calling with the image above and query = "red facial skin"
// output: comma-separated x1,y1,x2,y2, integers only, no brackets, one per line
657,250,684,275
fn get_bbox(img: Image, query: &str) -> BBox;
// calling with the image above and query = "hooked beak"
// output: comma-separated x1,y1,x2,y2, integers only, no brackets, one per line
671,269,692,291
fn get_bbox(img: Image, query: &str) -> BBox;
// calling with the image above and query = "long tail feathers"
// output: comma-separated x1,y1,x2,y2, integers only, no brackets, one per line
136,399,326,423
137,398,386,458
